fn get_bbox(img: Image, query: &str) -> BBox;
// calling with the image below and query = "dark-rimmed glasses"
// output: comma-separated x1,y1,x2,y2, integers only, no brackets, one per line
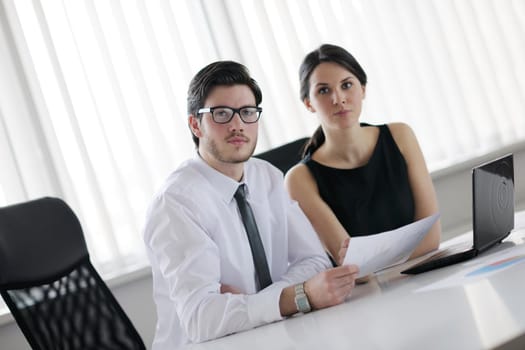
198,106,262,124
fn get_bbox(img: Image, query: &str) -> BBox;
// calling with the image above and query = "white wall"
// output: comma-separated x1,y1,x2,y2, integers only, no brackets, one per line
1,144,524,349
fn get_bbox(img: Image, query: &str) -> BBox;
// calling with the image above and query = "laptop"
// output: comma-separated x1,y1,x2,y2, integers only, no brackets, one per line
401,153,514,275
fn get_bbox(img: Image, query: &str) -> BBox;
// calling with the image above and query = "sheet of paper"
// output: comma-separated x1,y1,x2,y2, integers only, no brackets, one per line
343,213,440,278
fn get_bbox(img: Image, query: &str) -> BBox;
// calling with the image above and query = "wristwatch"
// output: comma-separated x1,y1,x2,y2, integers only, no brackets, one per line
294,283,312,313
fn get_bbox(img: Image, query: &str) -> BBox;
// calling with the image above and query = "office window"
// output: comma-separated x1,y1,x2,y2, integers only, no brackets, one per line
1,0,524,279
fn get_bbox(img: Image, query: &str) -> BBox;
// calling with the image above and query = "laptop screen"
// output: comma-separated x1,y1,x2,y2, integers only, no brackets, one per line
472,153,514,252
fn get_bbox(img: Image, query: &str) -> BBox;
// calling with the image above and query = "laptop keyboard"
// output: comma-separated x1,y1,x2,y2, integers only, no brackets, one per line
428,241,472,260
401,241,473,274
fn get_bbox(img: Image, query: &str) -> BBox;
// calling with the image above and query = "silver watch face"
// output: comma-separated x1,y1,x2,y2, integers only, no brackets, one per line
296,295,310,312
294,284,311,313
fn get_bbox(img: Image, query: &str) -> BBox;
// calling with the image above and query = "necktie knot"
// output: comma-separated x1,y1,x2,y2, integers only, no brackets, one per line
234,184,247,201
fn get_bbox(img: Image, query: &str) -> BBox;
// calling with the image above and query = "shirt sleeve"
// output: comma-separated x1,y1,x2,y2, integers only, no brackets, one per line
277,197,332,285
143,193,287,343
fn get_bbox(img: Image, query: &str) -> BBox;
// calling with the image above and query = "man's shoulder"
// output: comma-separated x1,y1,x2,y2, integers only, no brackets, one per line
246,157,282,176
156,159,204,197
145,159,208,217
245,157,288,201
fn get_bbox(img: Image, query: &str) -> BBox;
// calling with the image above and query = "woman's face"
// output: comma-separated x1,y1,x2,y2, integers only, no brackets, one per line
304,62,365,130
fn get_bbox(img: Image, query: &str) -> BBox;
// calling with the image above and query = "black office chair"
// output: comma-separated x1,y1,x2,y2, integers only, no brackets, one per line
254,137,309,174
0,197,146,350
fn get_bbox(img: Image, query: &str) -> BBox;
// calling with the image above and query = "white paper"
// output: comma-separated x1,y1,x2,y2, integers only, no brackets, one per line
343,213,440,278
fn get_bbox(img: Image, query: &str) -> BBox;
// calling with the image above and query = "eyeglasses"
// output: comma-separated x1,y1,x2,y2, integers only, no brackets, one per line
198,106,262,124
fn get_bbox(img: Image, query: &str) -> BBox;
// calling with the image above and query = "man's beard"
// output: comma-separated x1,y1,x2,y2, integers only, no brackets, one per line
206,137,257,164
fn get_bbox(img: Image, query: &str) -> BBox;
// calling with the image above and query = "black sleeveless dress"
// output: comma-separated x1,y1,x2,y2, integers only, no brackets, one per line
303,124,415,236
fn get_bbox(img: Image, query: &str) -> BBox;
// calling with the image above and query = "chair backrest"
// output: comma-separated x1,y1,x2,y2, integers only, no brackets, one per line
0,197,146,350
254,137,309,174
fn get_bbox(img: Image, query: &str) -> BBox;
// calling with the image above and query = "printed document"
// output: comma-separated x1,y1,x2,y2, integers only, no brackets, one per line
343,213,440,278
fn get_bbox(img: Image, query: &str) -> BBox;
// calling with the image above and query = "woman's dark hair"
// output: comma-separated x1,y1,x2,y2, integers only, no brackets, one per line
299,44,367,157
187,61,262,147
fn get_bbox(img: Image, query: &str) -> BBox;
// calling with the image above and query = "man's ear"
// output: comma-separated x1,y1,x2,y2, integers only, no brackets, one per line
303,98,316,113
188,114,202,138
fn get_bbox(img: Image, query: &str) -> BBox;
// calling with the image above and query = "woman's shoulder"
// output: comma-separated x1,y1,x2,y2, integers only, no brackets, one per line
285,162,310,181
384,122,423,162
385,122,417,146
385,122,413,134
284,162,317,191
284,161,323,203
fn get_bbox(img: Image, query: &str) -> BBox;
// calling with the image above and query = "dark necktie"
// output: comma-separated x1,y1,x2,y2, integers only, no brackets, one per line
234,184,272,290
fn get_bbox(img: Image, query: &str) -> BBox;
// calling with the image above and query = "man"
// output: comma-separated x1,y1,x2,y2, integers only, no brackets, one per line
143,61,359,349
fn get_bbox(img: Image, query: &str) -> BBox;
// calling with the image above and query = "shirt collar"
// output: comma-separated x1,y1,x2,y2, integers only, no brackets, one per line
192,154,252,203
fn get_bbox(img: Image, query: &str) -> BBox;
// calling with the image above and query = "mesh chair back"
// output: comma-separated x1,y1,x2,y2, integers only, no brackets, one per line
0,197,146,350
254,137,309,174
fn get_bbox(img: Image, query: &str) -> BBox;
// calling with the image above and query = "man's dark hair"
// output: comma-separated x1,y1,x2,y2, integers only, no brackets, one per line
187,61,262,147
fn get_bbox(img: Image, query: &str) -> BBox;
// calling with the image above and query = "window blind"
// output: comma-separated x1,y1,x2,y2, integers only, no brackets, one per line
1,0,524,276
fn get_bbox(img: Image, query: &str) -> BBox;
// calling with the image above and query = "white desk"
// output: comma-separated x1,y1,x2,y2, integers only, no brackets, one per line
185,211,525,350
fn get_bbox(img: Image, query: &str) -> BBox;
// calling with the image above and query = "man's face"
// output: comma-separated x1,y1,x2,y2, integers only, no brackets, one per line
189,84,259,173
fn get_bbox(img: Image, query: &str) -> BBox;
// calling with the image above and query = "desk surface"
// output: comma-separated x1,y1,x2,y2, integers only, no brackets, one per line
186,211,525,350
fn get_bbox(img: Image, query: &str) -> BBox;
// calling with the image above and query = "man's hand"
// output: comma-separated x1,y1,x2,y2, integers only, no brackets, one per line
304,264,359,310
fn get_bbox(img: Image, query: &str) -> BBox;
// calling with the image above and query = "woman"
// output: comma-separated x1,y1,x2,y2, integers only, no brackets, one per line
285,44,440,265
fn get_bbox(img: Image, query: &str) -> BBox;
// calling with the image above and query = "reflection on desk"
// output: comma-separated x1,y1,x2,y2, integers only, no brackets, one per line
184,211,525,350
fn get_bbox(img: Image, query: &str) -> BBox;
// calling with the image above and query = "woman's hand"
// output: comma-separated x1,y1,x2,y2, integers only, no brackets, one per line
337,237,350,266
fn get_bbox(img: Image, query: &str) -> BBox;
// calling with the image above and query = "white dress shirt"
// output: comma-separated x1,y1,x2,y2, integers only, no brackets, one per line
143,155,331,349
